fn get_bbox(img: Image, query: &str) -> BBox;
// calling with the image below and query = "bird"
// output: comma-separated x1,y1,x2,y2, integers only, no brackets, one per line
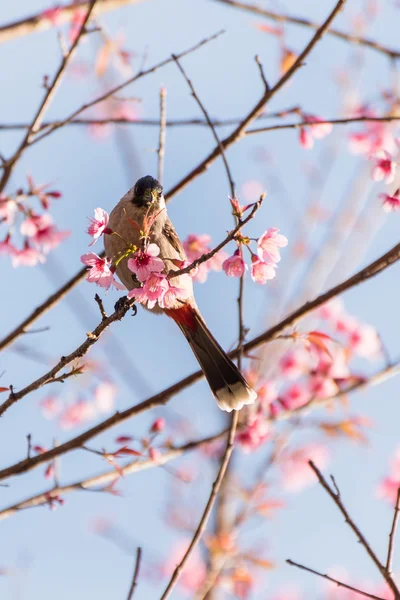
104,175,257,412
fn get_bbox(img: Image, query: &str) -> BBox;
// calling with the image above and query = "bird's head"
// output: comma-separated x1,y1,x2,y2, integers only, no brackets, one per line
132,175,164,211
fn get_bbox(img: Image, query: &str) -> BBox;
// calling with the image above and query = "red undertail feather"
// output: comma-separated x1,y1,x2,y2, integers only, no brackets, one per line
164,303,257,412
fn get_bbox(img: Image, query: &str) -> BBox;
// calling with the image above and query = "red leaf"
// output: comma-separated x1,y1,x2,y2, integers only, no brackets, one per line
0,387,9,393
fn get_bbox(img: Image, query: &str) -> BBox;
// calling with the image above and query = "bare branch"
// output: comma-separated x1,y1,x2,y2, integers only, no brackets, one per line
212,0,400,59
0,0,100,193
287,559,386,600
159,412,239,600
126,548,142,600
0,297,136,417
172,54,236,198
309,461,400,598
165,0,347,202
0,0,146,45
0,106,302,131
29,31,224,148
386,487,400,574
0,429,227,521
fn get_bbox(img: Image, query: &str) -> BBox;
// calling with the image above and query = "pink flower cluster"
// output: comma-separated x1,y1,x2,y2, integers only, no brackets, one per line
298,112,333,150
127,244,190,309
183,233,227,282
222,228,288,284
40,381,117,430
348,110,400,212
377,447,400,504
0,177,69,267
81,207,124,290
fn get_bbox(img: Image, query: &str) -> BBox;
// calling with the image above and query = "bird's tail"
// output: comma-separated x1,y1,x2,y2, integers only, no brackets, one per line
164,304,257,412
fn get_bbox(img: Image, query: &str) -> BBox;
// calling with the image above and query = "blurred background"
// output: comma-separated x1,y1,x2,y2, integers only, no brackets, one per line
1,0,400,598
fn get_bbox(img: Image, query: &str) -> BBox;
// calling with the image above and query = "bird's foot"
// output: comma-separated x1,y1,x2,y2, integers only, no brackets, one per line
114,295,137,317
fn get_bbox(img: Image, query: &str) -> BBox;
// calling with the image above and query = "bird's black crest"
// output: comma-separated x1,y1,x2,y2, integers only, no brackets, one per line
133,175,163,201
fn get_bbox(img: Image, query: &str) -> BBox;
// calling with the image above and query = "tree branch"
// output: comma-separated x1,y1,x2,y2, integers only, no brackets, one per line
159,412,239,600
386,487,400,575
286,559,386,600
0,0,146,45
0,296,136,417
309,461,400,599
0,429,227,521
165,0,347,202
213,0,400,59
126,548,142,600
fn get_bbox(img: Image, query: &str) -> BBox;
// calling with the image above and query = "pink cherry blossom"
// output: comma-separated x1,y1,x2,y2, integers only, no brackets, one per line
40,395,62,419
81,252,125,291
128,272,169,308
183,233,227,283
250,256,276,284
158,279,190,309
21,213,70,253
377,448,400,503
348,322,381,358
380,190,400,212
59,400,96,429
0,234,16,256
257,228,288,265
127,243,164,282
34,223,70,254
41,6,63,24
317,298,345,321
161,540,206,592
299,127,314,149
87,208,111,245
279,350,307,379
94,381,117,413
222,248,248,277
371,150,396,183
280,383,310,411
0,196,17,224
302,113,333,139
237,414,270,452
309,375,338,398
12,242,45,267
280,443,330,492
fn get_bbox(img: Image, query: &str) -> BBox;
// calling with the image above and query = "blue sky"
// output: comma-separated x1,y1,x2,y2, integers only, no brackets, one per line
1,0,400,598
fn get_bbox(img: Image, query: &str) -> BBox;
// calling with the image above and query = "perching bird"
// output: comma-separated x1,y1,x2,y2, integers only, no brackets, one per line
104,175,257,412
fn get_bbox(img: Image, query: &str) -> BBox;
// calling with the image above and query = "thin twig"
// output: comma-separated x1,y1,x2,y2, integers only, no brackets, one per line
126,548,142,600
29,31,224,148
26,434,32,459
165,0,347,202
309,461,400,598
169,197,263,280
213,0,400,59
286,559,386,600
0,430,228,521
0,262,97,353
386,487,400,574
0,106,301,131
0,0,145,45
172,54,236,198
0,297,136,417
157,87,167,184
255,55,269,91
94,293,108,321
159,412,239,600
0,0,99,193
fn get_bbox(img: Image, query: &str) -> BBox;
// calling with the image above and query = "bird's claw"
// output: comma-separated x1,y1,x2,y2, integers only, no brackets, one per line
114,295,137,316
